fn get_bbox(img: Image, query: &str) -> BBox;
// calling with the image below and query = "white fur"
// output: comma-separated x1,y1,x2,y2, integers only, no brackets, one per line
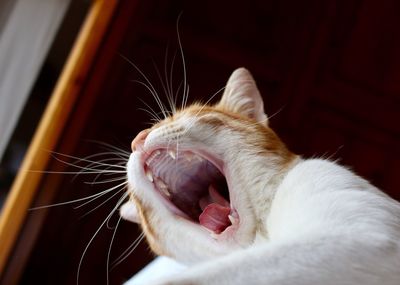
120,200,140,223
122,68,400,284
150,159,400,285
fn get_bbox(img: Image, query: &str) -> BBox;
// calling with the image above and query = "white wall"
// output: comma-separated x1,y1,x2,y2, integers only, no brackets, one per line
0,0,71,161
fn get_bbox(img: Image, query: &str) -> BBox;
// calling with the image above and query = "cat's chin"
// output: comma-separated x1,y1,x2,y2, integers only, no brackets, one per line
129,145,241,238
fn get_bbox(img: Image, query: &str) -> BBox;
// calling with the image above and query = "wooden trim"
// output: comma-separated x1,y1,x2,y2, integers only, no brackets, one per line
0,0,118,275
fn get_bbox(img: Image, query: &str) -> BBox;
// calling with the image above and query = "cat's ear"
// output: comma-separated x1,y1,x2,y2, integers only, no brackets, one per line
218,68,268,126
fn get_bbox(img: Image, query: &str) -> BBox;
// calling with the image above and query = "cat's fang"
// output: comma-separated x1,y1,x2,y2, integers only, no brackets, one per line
159,185,171,197
168,150,176,160
228,214,235,225
157,179,168,189
157,179,171,197
145,168,154,182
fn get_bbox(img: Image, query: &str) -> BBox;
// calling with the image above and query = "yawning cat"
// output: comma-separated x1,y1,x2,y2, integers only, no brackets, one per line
121,68,400,284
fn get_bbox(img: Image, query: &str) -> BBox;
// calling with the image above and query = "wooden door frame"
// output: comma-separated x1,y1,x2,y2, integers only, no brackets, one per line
0,0,118,277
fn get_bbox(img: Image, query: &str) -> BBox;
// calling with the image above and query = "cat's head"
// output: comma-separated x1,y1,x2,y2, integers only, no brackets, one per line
121,68,296,264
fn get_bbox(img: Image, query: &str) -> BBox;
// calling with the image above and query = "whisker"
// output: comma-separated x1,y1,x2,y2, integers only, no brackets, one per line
174,81,183,110
27,142,134,284
75,152,129,163
120,54,169,119
79,188,125,219
152,59,176,116
83,140,131,156
86,159,126,168
50,152,125,172
164,45,178,114
27,169,106,174
138,107,162,123
29,170,126,175
29,181,127,210
183,85,190,110
51,150,128,166
176,13,189,110
110,232,145,270
169,50,179,112
75,181,128,210
107,215,123,285
84,176,127,185
69,151,129,165
163,43,172,102
138,97,170,122
266,105,285,121
83,159,126,172
50,159,124,178
131,79,168,119
77,192,128,285
89,163,126,185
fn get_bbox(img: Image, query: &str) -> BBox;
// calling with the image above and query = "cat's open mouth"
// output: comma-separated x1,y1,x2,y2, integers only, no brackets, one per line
144,148,238,235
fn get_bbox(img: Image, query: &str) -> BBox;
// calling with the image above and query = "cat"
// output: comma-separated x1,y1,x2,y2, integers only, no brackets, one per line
120,67,400,285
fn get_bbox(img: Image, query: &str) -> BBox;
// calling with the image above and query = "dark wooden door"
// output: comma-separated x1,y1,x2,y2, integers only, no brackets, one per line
279,0,400,201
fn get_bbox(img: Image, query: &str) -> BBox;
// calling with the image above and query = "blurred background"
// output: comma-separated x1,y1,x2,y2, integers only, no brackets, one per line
0,0,399,284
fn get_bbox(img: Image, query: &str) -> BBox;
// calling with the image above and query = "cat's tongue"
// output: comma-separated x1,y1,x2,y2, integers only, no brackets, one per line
199,203,231,234
198,184,231,234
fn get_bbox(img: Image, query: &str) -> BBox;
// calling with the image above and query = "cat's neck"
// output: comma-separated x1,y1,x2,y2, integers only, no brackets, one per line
254,154,301,236
226,148,300,241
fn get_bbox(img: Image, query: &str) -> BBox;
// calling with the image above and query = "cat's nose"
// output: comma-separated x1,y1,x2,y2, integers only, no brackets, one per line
131,129,149,152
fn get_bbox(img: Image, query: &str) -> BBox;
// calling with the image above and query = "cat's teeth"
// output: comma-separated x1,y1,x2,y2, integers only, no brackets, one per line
158,179,167,188
146,150,161,166
228,214,236,225
145,169,154,182
159,186,171,197
157,180,171,197
168,150,176,160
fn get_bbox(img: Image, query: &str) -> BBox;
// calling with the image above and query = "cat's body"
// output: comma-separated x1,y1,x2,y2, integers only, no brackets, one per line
121,68,400,284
